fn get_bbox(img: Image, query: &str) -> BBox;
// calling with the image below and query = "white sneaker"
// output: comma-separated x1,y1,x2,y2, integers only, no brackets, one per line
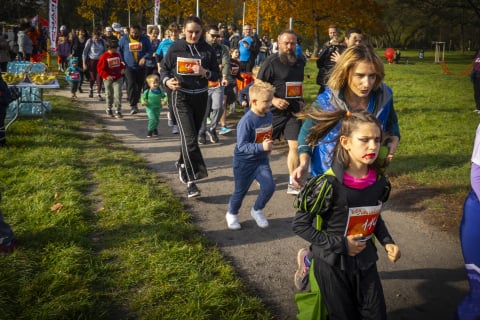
287,183,301,195
172,125,179,134
250,208,269,228
226,212,241,230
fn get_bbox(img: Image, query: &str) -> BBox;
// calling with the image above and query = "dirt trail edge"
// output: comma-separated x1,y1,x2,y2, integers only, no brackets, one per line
67,91,468,320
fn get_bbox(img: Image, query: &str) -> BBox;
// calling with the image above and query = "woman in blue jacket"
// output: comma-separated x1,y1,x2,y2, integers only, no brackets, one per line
292,44,400,186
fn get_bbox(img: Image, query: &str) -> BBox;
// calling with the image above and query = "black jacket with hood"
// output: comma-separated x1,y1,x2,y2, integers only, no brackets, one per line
160,38,220,93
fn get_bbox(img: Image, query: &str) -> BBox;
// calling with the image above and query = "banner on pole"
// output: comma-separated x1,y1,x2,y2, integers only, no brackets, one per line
154,0,160,25
49,0,58,51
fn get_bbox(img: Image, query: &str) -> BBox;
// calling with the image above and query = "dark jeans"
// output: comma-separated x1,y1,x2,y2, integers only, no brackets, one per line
69,81,80,94
124,66,146,107
227,158,275,214
86,59,102,94
171,90,208,182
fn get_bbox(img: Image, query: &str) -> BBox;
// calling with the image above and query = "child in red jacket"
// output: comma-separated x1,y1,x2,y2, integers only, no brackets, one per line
97,39,125,118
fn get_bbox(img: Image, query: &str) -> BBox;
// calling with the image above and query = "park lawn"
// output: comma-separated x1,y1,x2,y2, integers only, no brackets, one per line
0,102,271,319
0,49,475,318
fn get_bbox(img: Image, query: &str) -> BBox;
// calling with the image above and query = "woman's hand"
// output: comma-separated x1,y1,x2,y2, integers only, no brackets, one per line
167,78,181,91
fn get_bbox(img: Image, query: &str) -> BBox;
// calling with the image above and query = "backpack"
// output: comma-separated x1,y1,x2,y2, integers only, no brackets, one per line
250,34,261,54
0,74,21,106
294,169,335,227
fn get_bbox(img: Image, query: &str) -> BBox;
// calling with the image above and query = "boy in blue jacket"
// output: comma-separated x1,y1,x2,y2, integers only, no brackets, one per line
225,81,276,230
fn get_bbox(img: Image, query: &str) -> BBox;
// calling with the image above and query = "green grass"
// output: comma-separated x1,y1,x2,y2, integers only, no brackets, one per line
0,50,475,318
0,101,270,319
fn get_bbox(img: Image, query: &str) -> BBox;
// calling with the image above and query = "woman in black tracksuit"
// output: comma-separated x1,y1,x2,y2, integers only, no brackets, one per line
160,15,220,198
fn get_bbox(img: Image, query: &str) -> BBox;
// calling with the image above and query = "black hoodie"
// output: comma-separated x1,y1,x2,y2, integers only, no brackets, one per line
160,38,220,93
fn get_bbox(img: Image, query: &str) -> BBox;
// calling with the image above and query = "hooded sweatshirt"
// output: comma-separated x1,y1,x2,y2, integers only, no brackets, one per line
160,38,220,93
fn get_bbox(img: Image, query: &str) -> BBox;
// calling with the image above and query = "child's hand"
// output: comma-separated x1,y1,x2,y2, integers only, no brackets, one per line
262,138,273,151
346,234,367,256
385,244,401,263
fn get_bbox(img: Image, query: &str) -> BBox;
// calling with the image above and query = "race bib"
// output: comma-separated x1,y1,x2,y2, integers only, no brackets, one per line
344,202,382,241
107,56,121,68
208,80,220,88
129,42,142,52
231,66,239,75
176,57,201,75
285,81,303,98
254,125,273,143
70,72,80,80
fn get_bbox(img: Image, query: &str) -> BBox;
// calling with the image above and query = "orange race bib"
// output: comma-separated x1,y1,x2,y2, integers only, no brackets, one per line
208,80,220,88
176,57,201,75
129,42,142,52
285,81,303,99
344,202,382,241
107,56,121,68
255,125,273,143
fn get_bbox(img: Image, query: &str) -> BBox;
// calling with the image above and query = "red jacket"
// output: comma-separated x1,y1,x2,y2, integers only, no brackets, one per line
97,51,125,80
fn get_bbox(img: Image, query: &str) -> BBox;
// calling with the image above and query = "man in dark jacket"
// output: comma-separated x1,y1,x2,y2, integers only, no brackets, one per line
118,25,153,114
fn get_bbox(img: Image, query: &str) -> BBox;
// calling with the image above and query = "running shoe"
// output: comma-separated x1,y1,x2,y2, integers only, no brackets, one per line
294,247,311,291
250,208,269,228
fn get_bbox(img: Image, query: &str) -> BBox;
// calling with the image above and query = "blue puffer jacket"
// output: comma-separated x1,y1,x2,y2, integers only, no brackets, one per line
297,84,400,176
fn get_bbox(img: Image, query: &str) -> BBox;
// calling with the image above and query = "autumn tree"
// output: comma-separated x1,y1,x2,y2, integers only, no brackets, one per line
243,0,384,55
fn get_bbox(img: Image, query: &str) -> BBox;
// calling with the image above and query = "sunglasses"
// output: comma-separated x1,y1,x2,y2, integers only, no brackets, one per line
209,34,220,38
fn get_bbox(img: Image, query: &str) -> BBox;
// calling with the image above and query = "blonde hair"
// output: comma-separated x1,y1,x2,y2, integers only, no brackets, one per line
249,80,274,101
146,74,160,87
327,44,384,91
251,66,260,78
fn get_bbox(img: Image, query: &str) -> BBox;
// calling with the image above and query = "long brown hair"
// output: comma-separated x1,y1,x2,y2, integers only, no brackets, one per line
327,44,385,91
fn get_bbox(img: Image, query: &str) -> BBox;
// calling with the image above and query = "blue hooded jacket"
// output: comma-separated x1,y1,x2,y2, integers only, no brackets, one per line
297,84,400,176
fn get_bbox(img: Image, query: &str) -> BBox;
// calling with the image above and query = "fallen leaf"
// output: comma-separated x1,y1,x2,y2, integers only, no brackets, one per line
50,202,63,213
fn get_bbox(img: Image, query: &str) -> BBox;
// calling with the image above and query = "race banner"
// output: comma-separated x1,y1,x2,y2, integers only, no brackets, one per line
154,0,160,25
49,0,58,50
